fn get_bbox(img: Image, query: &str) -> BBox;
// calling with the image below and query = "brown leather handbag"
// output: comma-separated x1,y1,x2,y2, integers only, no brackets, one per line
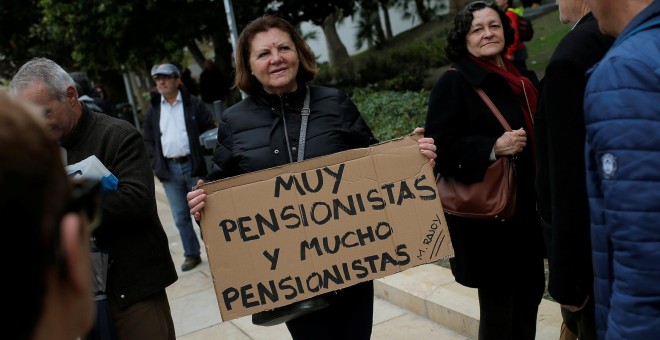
436,88,517,221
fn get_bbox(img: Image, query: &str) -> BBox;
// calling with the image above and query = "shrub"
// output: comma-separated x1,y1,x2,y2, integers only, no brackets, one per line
349,87,429,142
353,36,448,91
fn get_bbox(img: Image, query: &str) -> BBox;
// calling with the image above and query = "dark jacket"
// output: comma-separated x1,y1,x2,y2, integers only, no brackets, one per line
534,13,614,306
199,67,226,104
144,89,216,181
207,84,377,181
62,106,178,308
425,57,545,288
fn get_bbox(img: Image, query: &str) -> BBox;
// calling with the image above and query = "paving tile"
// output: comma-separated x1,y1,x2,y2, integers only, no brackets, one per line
372,311,467,340
230,315,291,340
373,296,407,324
170,288,222,338
177,323,251,340
167,270,214,300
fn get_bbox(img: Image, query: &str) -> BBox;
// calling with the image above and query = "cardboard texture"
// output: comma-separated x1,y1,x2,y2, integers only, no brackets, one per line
199,134,453,321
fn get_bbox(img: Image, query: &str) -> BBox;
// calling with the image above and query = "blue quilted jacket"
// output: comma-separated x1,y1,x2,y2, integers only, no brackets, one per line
584,2,660,338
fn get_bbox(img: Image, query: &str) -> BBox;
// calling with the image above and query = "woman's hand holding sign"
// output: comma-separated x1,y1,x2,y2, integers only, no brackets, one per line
188,179,206,221
187,128,436,222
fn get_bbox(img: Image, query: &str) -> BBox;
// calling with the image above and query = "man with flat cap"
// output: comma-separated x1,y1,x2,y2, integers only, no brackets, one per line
144,63,216,271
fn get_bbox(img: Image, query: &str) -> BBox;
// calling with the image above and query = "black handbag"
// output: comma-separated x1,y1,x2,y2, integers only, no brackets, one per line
251,296,330,326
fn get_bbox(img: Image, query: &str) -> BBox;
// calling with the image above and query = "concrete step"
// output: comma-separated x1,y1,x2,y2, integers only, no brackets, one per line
374,264,563,339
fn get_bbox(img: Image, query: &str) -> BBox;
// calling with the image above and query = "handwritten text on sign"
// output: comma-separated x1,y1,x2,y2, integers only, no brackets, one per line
199,136,453,321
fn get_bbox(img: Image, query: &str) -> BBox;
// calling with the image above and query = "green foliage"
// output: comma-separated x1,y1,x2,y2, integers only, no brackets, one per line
353,33,448,91
350,87,429,141
524,10,571,74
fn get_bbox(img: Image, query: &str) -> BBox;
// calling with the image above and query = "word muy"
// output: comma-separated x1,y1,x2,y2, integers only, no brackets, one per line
218,174,436,243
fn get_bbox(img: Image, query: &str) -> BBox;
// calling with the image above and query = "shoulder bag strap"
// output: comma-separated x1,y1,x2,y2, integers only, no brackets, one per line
297,85,311,162
475,88,512,132
447,67,512,132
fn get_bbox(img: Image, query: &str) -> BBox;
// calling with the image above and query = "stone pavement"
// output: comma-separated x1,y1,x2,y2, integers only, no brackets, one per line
154,178,562,339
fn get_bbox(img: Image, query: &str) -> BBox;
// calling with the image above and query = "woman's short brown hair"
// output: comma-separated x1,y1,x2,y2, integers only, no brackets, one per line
234,15,318,95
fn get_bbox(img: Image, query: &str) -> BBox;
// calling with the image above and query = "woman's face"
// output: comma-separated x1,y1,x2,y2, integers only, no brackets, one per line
465,8,506,63
249,28,300,95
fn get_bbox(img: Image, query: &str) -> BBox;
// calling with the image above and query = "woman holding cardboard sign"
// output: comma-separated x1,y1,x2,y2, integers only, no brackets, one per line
186,14,437,340
424,1,545,339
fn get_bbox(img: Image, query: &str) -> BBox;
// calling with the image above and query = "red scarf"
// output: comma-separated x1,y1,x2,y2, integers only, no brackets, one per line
468,54,538,157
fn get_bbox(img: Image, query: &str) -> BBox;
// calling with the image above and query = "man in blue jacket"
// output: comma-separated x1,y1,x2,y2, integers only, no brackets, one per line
584,0,660,338
144,63,216,271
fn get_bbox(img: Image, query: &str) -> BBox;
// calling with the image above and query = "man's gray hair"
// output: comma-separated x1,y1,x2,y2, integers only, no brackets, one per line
9,58,76,102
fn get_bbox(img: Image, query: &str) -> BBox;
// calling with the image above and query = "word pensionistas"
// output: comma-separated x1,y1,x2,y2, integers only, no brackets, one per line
218,164,436,243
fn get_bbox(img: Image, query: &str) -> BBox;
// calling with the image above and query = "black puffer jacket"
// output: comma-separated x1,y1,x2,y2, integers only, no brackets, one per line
207,84,377,181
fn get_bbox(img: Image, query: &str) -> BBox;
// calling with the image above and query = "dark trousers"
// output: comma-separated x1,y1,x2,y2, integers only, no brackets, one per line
561,297,597,340
286,281,374,340
111,290,175,340
477,273,545,340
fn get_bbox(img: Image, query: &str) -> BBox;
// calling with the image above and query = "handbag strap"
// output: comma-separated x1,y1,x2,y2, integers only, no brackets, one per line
474,88,512,132
447,67,512,132
297,85,311,162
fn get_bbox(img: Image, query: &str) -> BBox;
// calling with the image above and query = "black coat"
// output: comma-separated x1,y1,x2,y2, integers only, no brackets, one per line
205,83,378,337
62,107,178,308
425,57,545,288
534,13,614,306
207,84,377,181
143,89,216,181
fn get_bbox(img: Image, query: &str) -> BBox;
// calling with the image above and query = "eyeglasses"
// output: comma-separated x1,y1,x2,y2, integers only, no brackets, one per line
51,179,102,276
65,179,103,232
152,74,176,81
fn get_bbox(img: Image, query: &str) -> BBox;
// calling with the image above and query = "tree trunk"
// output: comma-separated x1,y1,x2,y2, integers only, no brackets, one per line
210,11,242,106
414,0,431,23
186,40,206,69
373,12,386,45
380,2,393,40
321,12,355,84
128,71,149,120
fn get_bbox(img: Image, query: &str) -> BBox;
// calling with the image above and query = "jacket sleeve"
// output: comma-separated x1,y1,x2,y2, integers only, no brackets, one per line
541,57,592,306
207,119,239,181
337,89,378,147
424,70,497,183
585,55,660,339
103,126,161,223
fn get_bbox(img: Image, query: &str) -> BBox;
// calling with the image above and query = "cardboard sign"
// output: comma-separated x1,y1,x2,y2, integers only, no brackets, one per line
199,134,453,321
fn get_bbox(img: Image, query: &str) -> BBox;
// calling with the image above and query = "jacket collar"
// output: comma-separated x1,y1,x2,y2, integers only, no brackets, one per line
61,104,93,150
253,82,306,111
615,0,660,47
452,57,491,88
451,55,537,87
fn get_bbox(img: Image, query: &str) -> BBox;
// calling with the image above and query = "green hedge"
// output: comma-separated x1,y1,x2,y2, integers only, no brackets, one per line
349,87,429,142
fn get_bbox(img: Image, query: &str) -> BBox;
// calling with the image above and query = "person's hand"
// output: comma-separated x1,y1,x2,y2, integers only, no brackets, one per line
187,179,206,221
413,127,436,168
560,296,590,313
494,128,526,156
